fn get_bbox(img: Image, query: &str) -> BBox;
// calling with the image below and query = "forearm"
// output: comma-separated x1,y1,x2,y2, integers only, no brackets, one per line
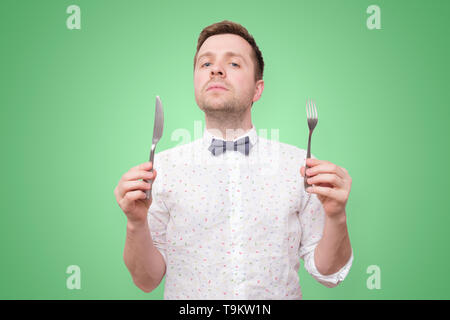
123,220,166,292
314,212,352,275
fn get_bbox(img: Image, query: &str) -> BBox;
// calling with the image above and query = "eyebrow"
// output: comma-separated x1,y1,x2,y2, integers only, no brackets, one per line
197,51,247,64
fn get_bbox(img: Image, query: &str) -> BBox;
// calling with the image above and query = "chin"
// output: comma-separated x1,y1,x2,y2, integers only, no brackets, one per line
202,98,228,109
201,105,229,113
198,95,246,113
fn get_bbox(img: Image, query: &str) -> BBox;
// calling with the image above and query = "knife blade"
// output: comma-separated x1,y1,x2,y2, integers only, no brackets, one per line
145,96,164,200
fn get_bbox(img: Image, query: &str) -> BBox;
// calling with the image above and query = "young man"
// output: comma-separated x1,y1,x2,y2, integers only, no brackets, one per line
114,20,353,299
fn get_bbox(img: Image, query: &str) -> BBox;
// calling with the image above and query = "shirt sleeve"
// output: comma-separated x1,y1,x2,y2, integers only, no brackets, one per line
147,154,170,266
298,191,354,288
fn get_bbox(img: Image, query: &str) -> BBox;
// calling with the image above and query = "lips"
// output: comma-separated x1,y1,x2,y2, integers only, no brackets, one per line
207,84,228,91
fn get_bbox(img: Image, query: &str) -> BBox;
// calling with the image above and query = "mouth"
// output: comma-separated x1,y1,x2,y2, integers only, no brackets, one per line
207,85,228,92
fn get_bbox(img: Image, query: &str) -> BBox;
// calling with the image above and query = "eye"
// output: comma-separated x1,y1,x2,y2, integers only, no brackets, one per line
231,62,240,67
202,62,211,67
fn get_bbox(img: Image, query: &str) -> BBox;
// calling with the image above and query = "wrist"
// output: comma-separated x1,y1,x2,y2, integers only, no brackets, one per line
326,211,347,225
127,219,149,232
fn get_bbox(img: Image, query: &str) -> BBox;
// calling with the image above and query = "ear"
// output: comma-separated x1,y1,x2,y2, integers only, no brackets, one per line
252,79,264,103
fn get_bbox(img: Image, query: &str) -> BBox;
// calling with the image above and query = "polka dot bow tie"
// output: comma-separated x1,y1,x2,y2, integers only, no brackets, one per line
208,136,252,156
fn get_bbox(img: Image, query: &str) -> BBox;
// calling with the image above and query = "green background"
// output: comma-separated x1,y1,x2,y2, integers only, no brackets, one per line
1,0,449,299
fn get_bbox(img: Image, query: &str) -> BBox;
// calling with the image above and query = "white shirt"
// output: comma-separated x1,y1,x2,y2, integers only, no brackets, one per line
147,125,353,299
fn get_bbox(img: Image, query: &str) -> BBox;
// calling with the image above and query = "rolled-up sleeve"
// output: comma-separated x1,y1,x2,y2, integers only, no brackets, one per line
147,154,170,265
298,192,353,288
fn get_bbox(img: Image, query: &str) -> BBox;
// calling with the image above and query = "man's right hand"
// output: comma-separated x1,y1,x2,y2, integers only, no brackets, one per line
114,161,157,224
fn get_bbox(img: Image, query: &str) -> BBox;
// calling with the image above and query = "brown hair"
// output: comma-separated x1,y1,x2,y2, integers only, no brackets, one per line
194,20,264,81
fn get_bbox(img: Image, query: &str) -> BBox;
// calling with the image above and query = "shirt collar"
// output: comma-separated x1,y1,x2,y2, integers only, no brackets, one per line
202,125,258,150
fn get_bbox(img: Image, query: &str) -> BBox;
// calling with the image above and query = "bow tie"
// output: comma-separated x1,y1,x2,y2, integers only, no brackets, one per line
208,136,252,156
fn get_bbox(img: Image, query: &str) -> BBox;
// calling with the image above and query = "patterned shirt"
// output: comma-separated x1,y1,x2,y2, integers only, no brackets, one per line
147,125,353,299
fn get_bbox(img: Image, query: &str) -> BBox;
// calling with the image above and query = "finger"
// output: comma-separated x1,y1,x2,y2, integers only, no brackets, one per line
305,158,324,167
138,161,153,171
117,170,156,198
307,185,342,200
120,190,148,210
300,165,314,177
117,180,152,199
300,166,305,177
130,161,153,173
305,163,334,176
122,168,156,182
306,173,345,188
306,163,345,179
125,190,148,201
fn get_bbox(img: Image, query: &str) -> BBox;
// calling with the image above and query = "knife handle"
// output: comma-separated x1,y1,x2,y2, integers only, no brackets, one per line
145,145,156,200
144,177,153,200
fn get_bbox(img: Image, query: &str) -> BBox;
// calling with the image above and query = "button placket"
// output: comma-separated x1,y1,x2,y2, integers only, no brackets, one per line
226,152,246,297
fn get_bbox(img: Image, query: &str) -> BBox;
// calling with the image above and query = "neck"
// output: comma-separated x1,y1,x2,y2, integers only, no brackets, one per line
204,108,253,140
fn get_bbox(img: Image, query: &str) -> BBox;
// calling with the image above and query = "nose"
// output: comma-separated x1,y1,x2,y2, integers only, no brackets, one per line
210,63,225,78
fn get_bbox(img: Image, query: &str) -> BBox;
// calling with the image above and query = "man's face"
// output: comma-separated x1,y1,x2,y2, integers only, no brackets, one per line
194,33,263,116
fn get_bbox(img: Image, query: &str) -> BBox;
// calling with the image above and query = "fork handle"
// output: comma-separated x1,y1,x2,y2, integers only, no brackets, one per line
304,130,313,190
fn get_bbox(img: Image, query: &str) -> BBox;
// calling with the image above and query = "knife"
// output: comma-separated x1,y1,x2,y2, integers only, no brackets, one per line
145,96,164,200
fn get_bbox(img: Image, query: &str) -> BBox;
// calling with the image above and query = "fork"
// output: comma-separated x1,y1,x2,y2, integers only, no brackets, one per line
304,99,318,190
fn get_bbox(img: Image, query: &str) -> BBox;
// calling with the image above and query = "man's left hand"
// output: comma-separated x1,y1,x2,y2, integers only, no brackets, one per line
300,158,352,219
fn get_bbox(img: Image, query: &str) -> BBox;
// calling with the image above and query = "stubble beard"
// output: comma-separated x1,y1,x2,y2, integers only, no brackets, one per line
198,91,250,125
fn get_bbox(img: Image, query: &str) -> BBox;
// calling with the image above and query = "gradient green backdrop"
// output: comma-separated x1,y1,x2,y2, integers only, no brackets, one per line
1,0,449,299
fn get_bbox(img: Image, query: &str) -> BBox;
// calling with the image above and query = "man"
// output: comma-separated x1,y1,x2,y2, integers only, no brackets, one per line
114,20,353,299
